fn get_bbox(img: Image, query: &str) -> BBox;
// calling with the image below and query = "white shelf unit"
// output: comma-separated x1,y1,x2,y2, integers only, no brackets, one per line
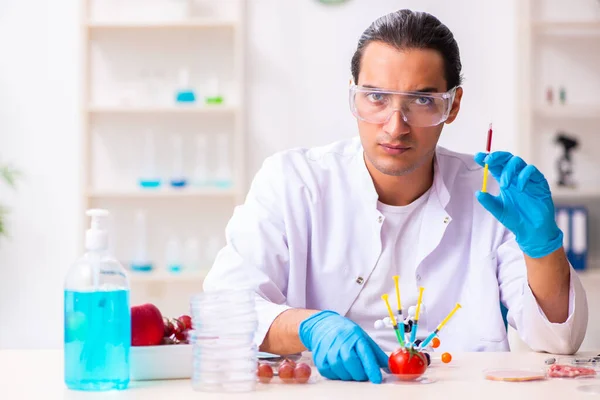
517,1,600,200
88,104,239,115
533,20,600,32
534,105,600,119
551,186,600,199
87,187,238,199
87,19,237,30
80,0,246,285
129,270,207,283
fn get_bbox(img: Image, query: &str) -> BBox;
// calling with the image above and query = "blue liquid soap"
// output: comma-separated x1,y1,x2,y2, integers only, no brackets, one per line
139,179,161,189
64,289,130,391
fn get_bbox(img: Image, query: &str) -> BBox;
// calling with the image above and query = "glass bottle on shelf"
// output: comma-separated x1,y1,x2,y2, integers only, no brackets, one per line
139,130,161,189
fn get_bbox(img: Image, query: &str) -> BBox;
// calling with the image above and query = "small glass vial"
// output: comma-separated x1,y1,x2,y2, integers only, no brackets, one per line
213,135,232,188
130,209,153,272
546,87,553,105
205,77,223,105
175,68,196,104
170,134,188,188
184,237,202,272
193,134,210,186
165,235,183,273
559,86,567,105
64,209,130,391
139,130,161,188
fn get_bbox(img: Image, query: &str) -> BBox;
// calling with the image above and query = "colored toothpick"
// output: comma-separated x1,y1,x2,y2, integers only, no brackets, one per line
481,123,493,193
381,294,405,347
409,287,425,346
419,303,462,349
392,275,404,319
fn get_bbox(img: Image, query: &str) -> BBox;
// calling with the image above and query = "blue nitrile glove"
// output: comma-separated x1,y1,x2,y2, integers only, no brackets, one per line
298,310,389,383
474,151,563,258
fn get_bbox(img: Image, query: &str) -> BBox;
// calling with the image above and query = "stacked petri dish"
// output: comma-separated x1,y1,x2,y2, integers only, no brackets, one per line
190,290,258,392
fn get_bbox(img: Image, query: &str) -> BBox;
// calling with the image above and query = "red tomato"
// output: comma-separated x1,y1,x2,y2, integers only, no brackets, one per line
388,348,428,381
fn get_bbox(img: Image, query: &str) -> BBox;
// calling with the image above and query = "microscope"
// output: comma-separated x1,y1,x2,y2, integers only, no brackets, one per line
555,132,579,188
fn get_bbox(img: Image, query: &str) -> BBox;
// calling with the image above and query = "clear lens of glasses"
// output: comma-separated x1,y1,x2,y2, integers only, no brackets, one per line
349,86,457,127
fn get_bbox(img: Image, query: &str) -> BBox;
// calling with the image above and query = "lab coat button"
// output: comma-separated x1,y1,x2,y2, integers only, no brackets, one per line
356,276,364,285
416,275,421,281
378,216,383,223
443,216,450,224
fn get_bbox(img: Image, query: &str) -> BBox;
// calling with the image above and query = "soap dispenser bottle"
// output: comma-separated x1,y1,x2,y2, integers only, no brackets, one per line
64,209,131,391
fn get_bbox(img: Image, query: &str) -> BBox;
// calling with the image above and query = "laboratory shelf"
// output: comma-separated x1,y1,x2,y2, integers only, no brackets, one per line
87,187,238,199
128,270,208,283
88,105,238,115
86,19,238,30
551,186,600,199
533,21,600,35
534,105,600,119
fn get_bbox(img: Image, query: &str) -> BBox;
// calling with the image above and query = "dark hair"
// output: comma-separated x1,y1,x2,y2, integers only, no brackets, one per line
351,9,463,90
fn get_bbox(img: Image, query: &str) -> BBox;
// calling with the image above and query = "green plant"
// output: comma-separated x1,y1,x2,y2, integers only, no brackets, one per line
0,164,20,238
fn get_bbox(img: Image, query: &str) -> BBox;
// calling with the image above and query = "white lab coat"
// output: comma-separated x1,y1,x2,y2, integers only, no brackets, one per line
203,137,588,354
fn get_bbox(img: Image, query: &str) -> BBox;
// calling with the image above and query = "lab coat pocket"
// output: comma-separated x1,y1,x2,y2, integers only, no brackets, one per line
468,251,507,343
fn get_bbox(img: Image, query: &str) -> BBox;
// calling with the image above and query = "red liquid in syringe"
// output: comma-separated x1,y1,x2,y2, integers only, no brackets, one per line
486,123,493,153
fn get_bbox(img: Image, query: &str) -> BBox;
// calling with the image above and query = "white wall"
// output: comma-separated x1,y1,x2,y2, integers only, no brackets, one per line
1,0,521,348
245,0,519,175
0,0,81,348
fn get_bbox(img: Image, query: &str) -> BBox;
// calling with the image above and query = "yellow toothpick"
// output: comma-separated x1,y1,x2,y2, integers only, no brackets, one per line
415,287,425,321
482,123,493,193
381,294,398,327
436,303,462,331
482,164,490,193
381,294,405,346
392,275,402,316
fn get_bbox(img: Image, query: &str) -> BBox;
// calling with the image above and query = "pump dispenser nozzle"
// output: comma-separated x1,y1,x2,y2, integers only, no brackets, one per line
86,209,110,251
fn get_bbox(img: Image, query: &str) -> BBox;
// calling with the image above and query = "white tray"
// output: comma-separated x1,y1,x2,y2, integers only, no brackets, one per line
130,344,193,381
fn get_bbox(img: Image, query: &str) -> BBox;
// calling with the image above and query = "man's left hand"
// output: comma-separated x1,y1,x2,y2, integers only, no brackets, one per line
474,151,563,259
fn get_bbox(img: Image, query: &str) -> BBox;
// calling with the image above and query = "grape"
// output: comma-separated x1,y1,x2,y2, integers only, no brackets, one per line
163,317,174,337
283,358,296,368
178,315,192,331
257,363,274,383
293,363,311,383
278,362,295,383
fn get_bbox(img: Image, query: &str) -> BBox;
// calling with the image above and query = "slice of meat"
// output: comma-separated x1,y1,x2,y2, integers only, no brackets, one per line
547,364,596,378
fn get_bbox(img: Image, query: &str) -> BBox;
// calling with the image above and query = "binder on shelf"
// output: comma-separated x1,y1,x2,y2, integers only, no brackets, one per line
555,205,588,271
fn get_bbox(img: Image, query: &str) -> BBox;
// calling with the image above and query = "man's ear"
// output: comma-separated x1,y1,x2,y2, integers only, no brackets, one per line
445,86,463,124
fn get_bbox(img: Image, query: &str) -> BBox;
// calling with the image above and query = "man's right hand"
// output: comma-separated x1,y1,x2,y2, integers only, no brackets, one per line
298,310,389,383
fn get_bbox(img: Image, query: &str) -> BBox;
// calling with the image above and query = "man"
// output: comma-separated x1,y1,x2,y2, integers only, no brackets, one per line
204,9,588,384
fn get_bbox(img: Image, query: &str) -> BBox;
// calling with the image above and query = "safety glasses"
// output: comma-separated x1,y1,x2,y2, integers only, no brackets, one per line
349,85,458,127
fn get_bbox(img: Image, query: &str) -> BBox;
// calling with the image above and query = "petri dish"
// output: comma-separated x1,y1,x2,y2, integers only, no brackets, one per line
385,371,437,385
578,384,600,394
483,368,546,382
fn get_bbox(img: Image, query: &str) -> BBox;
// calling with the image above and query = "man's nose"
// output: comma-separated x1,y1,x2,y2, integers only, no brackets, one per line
383,110,410,137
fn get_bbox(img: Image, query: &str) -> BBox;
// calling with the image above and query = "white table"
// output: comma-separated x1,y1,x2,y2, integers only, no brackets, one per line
2,350,599,399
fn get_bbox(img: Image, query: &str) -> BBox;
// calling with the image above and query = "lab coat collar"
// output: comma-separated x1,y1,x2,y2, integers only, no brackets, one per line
350,139,451,211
